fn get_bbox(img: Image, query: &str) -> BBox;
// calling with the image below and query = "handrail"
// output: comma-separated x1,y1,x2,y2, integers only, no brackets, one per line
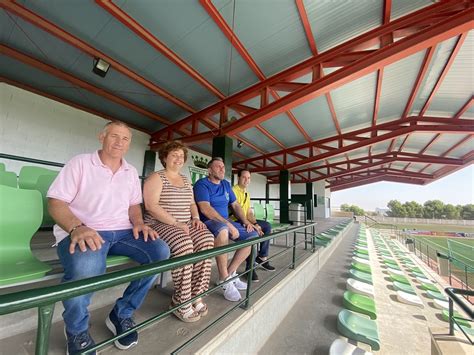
0,153,65,168
0,224,313,314
445,287,473,344
0,152,146,179
363,214,398,233
0,222,328,354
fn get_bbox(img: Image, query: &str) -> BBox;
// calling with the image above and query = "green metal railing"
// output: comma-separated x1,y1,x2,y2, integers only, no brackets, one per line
445,287,473,344
0,223,324,354
399,234,473,303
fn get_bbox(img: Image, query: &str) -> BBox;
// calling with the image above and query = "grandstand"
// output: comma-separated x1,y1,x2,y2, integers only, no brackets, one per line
1,0,473,354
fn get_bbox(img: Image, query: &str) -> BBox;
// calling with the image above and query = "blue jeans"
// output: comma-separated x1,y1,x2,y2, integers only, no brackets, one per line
246,220,272,269
57,229,170,335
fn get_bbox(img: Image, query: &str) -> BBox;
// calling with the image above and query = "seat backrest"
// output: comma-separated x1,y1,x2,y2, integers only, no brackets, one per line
266,204,275,222
0,185,43,261
18,166,59,190
253,203,266,220
0,171,18,188
35,174,59,227
0,162,5,172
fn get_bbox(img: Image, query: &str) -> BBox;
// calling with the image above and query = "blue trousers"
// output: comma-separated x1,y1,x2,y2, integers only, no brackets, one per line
246,220,272,269
57,229,170,335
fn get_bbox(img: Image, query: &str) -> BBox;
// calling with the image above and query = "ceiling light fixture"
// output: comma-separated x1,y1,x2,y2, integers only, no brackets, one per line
93,58,110,77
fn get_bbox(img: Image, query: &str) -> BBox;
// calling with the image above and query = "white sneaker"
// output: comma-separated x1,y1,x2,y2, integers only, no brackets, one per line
221,278,241,302
230,272,247,290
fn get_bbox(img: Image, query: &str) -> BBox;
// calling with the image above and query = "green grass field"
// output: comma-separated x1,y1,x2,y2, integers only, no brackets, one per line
411,235,474,269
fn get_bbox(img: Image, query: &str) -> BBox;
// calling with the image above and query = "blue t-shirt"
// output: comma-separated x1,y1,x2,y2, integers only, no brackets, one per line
193,177,236,222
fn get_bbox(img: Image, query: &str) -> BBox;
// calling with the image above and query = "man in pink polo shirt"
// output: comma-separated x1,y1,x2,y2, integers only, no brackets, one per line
47,121,170,355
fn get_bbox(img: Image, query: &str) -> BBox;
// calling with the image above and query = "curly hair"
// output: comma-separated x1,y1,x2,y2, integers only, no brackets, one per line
158,141,188,168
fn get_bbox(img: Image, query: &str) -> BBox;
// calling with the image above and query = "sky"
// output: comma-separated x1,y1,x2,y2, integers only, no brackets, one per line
331,165,474,211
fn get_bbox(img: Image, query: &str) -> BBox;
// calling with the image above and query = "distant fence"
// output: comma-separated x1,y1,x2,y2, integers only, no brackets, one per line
357,216,474,226
331,211,354,218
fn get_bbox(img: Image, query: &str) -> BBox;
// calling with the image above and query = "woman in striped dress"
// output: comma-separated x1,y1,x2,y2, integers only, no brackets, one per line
144,141,214,322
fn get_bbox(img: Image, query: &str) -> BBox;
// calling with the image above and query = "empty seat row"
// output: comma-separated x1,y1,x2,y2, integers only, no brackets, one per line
337,225,380,352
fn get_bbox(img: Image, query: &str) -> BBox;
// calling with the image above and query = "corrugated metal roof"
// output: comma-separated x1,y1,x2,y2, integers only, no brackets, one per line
426,32,474,118
304,0,382,53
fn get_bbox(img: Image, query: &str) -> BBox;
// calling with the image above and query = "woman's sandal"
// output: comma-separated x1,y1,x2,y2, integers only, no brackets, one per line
170,304,201,323
193,301,208,317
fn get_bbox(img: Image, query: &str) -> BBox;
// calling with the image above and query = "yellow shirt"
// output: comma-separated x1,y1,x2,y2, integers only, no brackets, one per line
232,184,250,219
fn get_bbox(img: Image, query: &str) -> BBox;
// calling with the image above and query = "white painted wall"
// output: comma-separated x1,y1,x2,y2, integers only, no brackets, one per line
314,180,331,218
291,183,306,194
0,83,269,198
0,83,149,174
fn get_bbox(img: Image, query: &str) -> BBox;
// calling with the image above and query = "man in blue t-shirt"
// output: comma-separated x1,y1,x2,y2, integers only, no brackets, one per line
194,157,258,302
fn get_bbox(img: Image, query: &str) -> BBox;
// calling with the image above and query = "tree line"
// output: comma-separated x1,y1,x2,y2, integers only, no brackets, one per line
340,200,474,220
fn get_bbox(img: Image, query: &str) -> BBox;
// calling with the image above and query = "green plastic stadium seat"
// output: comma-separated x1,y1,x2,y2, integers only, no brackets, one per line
420,282,439,292
0,185,52,286
355,248,369,256
353,251,370,260
343,290,377,319
0,162,5,171
35,174,58,227
349,268,373,285
346,278,374,298
382,256,397,263
351,261,372,274
393,281,416,294
314,238,330,247
337,309,380,351
18,166,58,190
389,274,410,285
0,171,18,188
441,309,472,328
426,290,448,301
265,204,290,230
253,203,266,220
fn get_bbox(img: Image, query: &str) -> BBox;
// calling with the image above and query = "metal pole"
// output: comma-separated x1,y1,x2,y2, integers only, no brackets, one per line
448,258,452,285
35,304,55,355
448,298,454,335
243,246,256,309
291,232,297,269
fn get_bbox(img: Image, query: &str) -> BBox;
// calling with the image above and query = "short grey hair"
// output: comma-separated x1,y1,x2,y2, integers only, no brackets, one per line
102,121,131,136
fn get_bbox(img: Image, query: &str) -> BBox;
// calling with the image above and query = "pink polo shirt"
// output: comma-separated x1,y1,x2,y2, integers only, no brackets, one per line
47,151,142,244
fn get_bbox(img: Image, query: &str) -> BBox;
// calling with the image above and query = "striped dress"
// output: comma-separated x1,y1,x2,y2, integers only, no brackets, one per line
144,170,214,314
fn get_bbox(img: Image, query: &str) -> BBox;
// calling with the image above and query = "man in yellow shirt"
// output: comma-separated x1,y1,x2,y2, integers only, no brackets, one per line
233,169,275,282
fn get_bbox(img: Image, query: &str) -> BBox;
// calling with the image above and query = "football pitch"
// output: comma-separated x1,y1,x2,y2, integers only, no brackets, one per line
412,235,474,269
